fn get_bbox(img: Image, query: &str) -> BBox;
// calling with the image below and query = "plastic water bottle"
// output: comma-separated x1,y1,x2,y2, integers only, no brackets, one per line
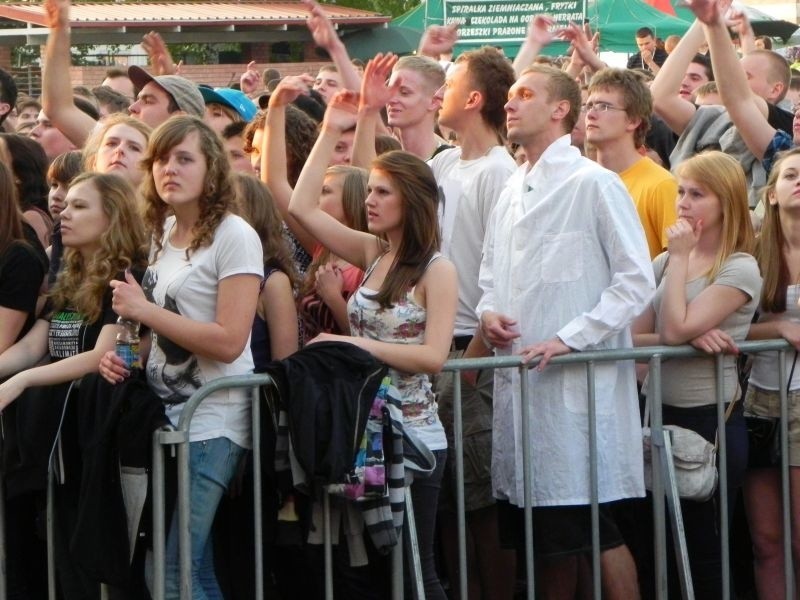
115,317,141,370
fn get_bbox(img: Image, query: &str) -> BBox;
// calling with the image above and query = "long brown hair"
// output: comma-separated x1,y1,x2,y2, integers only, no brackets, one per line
232,172,297,289
140,116,234,260
49,172,149,323
756,147,800,312
367,151,441,308
0,161,26,257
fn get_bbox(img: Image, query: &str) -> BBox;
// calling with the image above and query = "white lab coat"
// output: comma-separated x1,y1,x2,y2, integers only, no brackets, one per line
477,136,655,506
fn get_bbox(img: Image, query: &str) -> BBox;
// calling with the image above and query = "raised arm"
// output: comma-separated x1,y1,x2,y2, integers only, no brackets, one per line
729,8,756,55
559,21,606,77
41,0,96,148
351,53,399,169
649,20,705,135
418,23,459,60
141,31,179,76
689,0,775,160
513,15,556,76
0,320,117,410
303,0,362,94
289,90,378,269
262,75,318,253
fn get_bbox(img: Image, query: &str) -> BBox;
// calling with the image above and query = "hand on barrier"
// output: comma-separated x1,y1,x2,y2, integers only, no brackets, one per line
519,337,571,371
690,328,739,354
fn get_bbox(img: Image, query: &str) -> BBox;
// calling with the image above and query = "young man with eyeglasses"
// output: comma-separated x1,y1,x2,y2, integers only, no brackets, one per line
587,68,678,258
477,64,654,599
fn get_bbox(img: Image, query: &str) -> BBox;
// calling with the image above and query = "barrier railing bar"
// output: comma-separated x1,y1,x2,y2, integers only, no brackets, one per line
391,521,403,600
715,354,730,600
322,490,333,600
443,340,792,371
778,349,794,599
519,365,535,600
587,360,601,598
650,355,668,599
47,467,55,600
0,471,5,600
151,426,172,600
251,385,264,600
452,372,467,600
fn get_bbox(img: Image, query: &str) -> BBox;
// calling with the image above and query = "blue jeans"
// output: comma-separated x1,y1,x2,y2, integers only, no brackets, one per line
165,438,246,600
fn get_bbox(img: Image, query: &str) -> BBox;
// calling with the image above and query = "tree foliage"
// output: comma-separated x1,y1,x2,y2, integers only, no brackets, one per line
335,0,420,18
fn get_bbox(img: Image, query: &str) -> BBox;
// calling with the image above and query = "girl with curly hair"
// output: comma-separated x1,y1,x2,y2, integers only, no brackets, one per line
100,115,263,599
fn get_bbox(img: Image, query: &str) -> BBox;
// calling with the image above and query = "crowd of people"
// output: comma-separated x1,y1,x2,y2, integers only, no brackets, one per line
3,0,800,597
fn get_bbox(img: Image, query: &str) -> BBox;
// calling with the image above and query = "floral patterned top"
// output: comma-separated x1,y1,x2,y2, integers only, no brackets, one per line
347,253,447,451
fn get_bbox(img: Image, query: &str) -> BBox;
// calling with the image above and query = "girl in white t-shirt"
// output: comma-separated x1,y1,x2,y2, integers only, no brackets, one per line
101,116,263,599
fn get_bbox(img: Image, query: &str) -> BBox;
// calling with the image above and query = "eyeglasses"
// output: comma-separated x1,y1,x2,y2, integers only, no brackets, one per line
584,101,627,114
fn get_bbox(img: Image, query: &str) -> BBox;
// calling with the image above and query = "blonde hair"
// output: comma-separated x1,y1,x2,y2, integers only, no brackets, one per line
82,114,151,172
674,151,755,281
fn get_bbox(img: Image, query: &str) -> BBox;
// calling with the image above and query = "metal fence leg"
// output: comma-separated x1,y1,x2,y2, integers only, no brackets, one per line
323,490,333,600
251,386,264,600
0,474,6,600
714,354,730,600
452,373,468,600
405,486,425,600
519,366,535,600
152,429,168,600
47,466,56,600
778,350,796,599
177,439,191,600
661,433,694,600
391,520,403,600
650,355,669,600
586,362,601,598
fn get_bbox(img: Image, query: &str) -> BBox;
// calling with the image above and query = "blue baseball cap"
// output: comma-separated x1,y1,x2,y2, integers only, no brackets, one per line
199,86,257,122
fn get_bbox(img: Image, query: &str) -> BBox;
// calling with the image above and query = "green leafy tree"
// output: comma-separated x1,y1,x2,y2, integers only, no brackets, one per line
335,0,419,18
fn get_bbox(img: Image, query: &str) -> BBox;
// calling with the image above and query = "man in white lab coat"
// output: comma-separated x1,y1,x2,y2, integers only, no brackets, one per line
477,64,655,598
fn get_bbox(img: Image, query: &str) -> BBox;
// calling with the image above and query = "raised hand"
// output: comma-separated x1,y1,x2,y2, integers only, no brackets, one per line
323,89,360,133
418,23,459,57
526,14,558,46
315,262,345,303
268,74,314,109
44,0,70,29
142,31,177,76
359,53,399,112
560,21,596,62
683,0,732,26
240,61,261,96
303,0,340,51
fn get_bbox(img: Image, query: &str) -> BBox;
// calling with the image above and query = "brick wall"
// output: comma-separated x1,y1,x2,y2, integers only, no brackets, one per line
68,61,330,89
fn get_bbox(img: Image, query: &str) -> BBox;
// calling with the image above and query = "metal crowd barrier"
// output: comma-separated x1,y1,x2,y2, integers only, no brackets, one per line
442,339,796,600
1,339,797,599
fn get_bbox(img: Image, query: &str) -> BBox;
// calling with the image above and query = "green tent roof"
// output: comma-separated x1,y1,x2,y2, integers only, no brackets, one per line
586,0,692,52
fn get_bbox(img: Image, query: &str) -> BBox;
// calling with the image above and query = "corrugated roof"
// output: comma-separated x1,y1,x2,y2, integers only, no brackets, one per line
0,1,388,28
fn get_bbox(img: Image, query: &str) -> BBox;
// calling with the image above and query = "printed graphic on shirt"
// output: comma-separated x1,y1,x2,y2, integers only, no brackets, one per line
143,267,202,404
48,308,83,359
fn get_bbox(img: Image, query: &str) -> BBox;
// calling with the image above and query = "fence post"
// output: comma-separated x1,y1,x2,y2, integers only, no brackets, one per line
586,361,601,598
519,365,535,600
452,370,468,600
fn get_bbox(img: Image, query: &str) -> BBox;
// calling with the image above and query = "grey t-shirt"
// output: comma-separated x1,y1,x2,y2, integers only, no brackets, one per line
648,251,761,408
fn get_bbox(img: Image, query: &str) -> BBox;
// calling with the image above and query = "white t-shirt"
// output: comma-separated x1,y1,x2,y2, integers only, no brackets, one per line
143,213,263,448
430,145,515,335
